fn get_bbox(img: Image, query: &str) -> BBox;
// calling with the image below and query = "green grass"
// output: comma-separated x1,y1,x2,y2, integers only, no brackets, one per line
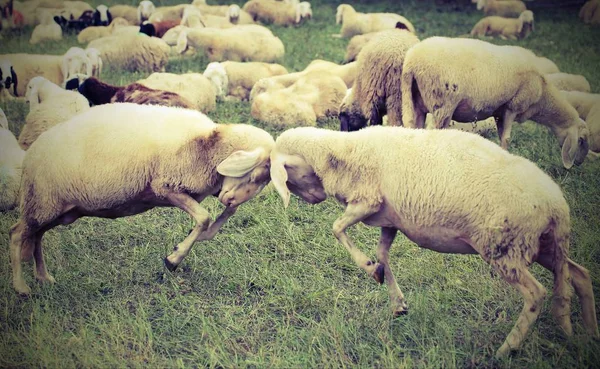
1,0,600,367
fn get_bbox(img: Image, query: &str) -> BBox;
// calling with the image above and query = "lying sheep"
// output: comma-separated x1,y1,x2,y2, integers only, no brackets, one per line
137,72,217,113
203,61,288,101
477,0,526,18
92,4,111,26
181,6,234,29
242,0,312,26
88,33,170,73
77,16,129,44
269,125,599,358
339,29,419,131
148,4,188,23
586,101,600,157
401,37,589,169
546,73,591,93
0,108,25,211
85,48,102,78
251,71,347,128
61,47,92,85
109,0,155,25
10,103,275,295
193,1,255,24
580,0,600,24
470,10,534,40
336,4,415,38
176,25,284,63
140,19,180,37
19,76,90,150
29,11,61,44
560,91,600,120
76,77,194,109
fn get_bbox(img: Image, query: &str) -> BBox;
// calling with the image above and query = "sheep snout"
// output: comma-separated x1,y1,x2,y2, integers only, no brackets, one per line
339,111,367,132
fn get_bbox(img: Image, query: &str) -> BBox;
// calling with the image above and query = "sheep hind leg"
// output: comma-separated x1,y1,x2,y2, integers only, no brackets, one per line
9,220,35,295
332,202,384,284
33,229,55,284
376,227,408,316
495,267,547,358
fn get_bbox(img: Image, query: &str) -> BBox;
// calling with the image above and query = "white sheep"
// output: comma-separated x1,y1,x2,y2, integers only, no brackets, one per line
180,6,234,29
477,0,527,17
560,91,600,120
61,47,93,84
344,30,387,63
339,29,419,131
109,1,153,25
251,71,347,128
269,125,599,358
470,10,534,40
242,0,312,26
77,16,130,44
336,4,415,38
85,48,102,78
585,101,600,157
136,72,217,113
401,37,589,169
203,61,288,101
88,33,170,73
148,4,189,23
175,25,284,63
9,102,275,295
29,11,62,44
545,73,592,93
580,0,600,24
0,108,25,211
193,1,255,24
19,76,90,149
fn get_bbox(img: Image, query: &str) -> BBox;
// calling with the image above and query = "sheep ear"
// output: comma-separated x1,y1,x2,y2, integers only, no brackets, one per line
11,66,17,96
270,155,290,209
561,131,579,169
217,148,265,178
176,29,189,54
395,21,408,30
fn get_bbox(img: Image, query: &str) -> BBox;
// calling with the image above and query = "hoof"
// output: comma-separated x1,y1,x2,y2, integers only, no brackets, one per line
164,257,178,272
36,274,56,284
14,282,31,296
372,263,385,284
393,308,409,318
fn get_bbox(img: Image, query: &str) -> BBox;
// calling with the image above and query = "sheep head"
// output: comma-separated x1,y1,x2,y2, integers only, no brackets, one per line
476,0,487,11
270,150,326,209
25,76,48,107
175,28,189,54
560,119,589,169
336,4,351,25
203,62,228,101
93,4,111,26
518,10,534,35
295,2,312,24
0,58,17,96
139,21,156,37
62,47,92,85
227,5,240,24
338,88,367,132
137,0,156,23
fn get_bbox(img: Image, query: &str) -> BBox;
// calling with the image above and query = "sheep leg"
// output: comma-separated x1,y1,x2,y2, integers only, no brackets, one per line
376,227,408,316
33,230,55,284
497,111,516,149
9,221,32,295
495,268,547,358
332,202,384,284
195,206,237,241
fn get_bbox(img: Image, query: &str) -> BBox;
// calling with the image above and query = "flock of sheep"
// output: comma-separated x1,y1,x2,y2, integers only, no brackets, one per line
0,0,599,360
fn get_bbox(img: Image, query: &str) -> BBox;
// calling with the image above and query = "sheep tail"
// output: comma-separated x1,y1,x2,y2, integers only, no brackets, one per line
400,67,416,128
549,218,573,331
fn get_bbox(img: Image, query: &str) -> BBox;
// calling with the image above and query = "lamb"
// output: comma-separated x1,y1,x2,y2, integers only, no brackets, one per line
269,125,599,358
140,19,180,37
92,4,111,26
175,25,284,63
251,71,347,128
580,0,600,24
477,0,527,18
61,47,93,84
560,91,600,120
242,0,312,26
339,29,419,131
0,108,25,211
19,76,90,150
545,73,591,93
85,47,102,78
88,33,170,73
9,103,275,295
77,16,129,43
109,0,155,25
335,4,415,38
0,58,17,99
203,61,288,101
29,11,62,44
401,37,589,169
136,72,217,113
193,1,255,24
470,10,534,40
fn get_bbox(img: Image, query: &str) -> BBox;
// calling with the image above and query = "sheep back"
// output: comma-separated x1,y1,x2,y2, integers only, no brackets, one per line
0,54,63,96
88,34,170,73
137,72,217,113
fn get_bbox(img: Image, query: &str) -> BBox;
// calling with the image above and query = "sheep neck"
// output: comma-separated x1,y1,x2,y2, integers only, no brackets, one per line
529,83,578,143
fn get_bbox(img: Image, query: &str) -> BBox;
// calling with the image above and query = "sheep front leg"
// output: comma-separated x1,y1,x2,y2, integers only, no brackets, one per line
332,202,384,283
497,111,516,149
376,227,409,316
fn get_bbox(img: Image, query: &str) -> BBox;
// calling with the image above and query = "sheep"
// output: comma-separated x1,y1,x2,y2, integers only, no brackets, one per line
344,30,386,63
560,91,600,120
18,76,90,150
88,33,170,73
580,0,600,24
77,17,129,44
9,102,276,295
29,11,62,44
148,4,189,23
0,108,25,211
586,101,600,157
545,73,591,93
401,37,589,169
477,0,527,18
136,72,217,113
61,47,92,85
85,48,102,78
181,6,235,29
193,1,255,24
250,71,347,128
175,25,284,63
339,29,419,131
92,4,111,26
269,125,599,358
140,19,180,38
52,9,95,32
242,0,312,26
470,10,534,40
0,58,18,99
203,61,288,101
335,4,415,38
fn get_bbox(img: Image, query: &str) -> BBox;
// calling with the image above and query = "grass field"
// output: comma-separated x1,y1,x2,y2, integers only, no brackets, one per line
1,0,600,367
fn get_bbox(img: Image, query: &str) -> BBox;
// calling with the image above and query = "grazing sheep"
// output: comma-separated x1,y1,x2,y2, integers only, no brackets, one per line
401,37,589,169
580,0,600,24
193,1,255,24
88,34,170,73
269,125,599,358
545,73,591,93
176,25,284,63
560,91,600,120
242,0,312,26
477,0,527,18
0,108,25,211
470,10,534,40
203,61,288,101
19,76,90,150
137,72,217,113
339,29,419,132
140,19,180,37
92,4,111,26
10,103,275,295
29,11,62,44
586,102,600,157
251,71,347,128
85,48,102,78
77,16,129,43
336,4,415,38
0,58,18,99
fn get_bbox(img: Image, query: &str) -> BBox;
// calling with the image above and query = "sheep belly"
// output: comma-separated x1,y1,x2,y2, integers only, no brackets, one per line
452,100,502,122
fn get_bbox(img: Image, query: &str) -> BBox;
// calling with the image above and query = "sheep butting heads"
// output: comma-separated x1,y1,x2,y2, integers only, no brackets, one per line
269,125,599,358
10,103,276,295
